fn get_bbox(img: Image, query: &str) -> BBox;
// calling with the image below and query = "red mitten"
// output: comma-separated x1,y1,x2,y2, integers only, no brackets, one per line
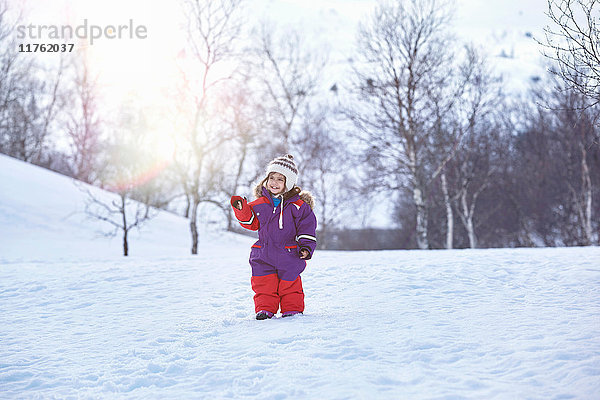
231,196,257,229
231,196,244,210
230,196,247,210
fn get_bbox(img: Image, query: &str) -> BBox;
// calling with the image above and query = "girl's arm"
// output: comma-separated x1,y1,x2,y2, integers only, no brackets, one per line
231,196,260,231
295,204,317,259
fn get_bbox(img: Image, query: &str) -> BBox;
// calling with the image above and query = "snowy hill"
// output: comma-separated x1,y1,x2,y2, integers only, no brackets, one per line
1,155,600,399
0,154,252,261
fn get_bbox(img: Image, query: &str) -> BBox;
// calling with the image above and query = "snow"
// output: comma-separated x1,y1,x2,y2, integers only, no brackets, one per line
1,154,600,399
3,1,597,396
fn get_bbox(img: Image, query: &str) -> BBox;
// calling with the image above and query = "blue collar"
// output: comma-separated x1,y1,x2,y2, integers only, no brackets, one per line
272,197,281,207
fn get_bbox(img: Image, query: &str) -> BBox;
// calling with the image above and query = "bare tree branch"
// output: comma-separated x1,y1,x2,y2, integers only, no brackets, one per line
538,0,600,108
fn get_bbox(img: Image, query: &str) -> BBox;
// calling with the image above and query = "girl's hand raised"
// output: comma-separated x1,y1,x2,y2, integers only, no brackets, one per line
230,196,247,210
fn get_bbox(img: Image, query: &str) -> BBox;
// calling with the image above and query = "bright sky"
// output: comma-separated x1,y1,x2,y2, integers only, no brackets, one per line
13,0,183,112
12,0,551,100
12,0,190,160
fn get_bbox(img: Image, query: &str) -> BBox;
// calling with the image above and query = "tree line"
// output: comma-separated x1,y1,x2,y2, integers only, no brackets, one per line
1,0,598,255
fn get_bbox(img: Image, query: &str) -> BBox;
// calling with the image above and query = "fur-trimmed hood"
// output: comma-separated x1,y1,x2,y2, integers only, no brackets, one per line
253,179,315,210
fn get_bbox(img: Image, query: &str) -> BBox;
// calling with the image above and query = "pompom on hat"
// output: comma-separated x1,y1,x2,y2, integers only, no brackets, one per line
266,154,298,193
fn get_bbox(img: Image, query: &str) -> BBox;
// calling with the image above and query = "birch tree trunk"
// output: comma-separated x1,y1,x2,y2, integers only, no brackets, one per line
580,142,593,245
460,189,477,249
408,139,429,250
413,186,429,249
441,173,453,249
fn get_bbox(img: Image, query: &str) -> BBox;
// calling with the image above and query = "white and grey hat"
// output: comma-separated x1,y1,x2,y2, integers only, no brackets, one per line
266,154,298,192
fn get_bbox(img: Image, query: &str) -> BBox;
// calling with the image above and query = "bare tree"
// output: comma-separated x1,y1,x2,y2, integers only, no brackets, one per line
175,0,245,254
546,81,597,245
246,21,327,154
349,0,469,249
83,186,157,257
0,1,27,156
0,1,65,164
218,82,268,230
443,47,504,249
84,110,163,256
451,121,504,249
295,104,352,249
508,78,599,247
540,0,600,108
63,49,103,184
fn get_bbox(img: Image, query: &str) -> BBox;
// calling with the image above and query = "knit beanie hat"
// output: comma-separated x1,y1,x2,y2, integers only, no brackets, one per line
266,154,298,193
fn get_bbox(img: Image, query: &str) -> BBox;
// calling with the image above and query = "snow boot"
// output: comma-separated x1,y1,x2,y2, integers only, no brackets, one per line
256,310,274,320
281,311,303,318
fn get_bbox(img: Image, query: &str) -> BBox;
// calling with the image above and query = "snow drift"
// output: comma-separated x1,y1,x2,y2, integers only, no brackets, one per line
1,154,599,399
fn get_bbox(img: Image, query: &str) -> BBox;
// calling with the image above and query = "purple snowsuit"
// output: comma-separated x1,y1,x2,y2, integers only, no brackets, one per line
234,186,317,281
232,185,317,314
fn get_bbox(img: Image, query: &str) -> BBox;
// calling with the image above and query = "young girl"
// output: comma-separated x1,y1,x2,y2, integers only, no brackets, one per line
231,154,317,320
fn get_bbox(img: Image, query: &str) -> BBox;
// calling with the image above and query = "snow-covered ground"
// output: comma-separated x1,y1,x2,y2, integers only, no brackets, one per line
1,154,599,399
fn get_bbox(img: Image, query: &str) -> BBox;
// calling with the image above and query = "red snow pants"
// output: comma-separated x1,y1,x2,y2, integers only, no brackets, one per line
251,274,304,314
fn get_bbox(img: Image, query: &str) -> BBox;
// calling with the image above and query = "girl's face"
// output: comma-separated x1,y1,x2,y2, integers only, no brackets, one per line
267,172,286,195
